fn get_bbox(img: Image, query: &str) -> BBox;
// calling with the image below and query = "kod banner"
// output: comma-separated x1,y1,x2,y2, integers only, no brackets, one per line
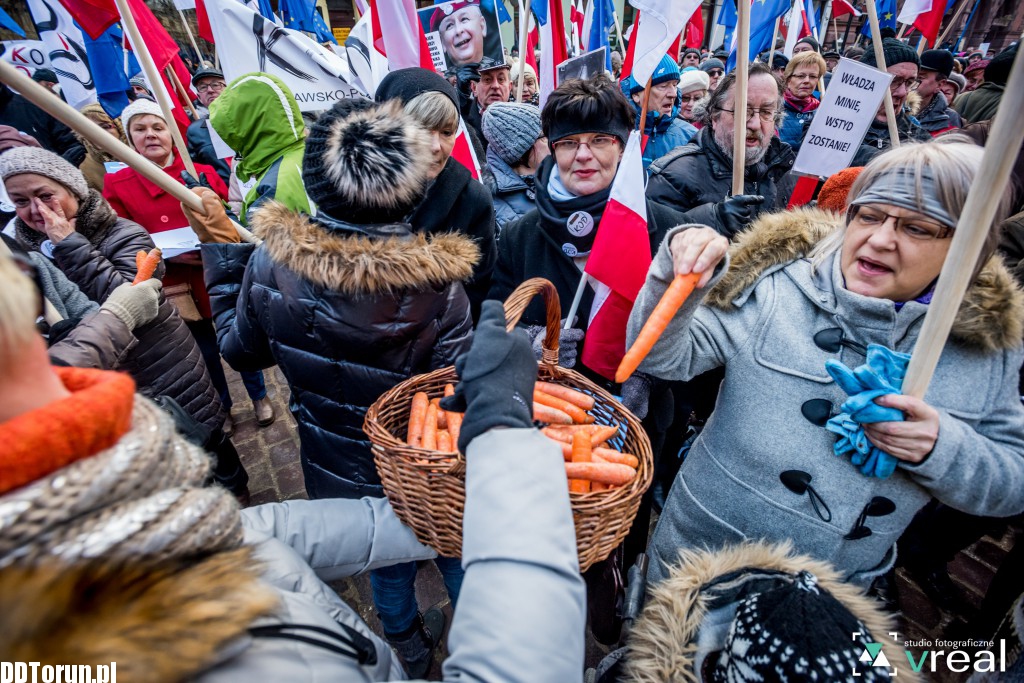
26,0,97,109
0,41,50,77
204,0,362,112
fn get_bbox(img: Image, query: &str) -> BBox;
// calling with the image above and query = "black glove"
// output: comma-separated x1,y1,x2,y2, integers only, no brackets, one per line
440,300,537,453
455,62,481,99
620,372,653,420
525,321,585,369
716,194,765,238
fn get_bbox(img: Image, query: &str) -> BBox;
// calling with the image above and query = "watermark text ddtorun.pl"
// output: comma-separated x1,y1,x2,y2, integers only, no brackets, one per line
1,662,116,683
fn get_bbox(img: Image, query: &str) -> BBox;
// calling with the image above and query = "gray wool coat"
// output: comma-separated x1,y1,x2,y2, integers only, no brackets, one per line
629,208,1024,585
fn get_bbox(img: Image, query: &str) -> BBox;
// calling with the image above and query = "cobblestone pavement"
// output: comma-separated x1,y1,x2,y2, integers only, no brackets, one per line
226,364,1020,681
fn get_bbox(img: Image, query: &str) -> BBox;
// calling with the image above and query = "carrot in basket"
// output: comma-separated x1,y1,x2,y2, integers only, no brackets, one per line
533,403,573,424
565,461,637,486
616,271,701,384
444,383,455,397
437,429,453,453
569,434,592,493
544,424,619,446
422,403,438,450
407,392,429,446
594,448,639,469
588,425,619,446
536,382,596,410
534,390,592,424
132,248,162,285
430,398,447,429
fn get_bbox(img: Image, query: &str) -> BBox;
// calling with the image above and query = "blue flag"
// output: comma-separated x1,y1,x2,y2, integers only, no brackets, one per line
727,0,790,72
718,0,738,57
861,0,897,36
78,23,136,119
481,0,513,24
0,7,26,38
587,0,614,70
280,0,336,43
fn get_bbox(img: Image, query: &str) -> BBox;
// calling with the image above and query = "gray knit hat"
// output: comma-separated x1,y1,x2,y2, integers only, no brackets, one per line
482,101,542,167
0,147,89,200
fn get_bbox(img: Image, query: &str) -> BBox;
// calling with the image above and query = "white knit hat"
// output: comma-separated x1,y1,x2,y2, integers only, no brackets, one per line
120,98,166,133
678,68,710,95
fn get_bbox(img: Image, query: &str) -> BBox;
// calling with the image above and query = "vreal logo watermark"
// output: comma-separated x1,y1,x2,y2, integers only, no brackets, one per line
852,630,1010,676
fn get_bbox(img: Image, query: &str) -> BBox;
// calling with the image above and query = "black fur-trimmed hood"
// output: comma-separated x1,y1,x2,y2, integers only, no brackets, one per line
705,207,1024,353
250,202,480,296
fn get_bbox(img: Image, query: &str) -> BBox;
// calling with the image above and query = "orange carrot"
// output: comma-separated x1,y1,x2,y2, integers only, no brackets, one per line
437,429,453,453
544,424,619,445
407,392,429,446
565,461,636,485
422,403,438,450
444,383,455,397
594,448,639,469
569,434,592,493
135,250,145,273
430,398,447,429
592,482,611,491
534,389,592,424
536,382,596,410
616,271,701,384
132,248,162,285
533,403,573,424
588,425,619,446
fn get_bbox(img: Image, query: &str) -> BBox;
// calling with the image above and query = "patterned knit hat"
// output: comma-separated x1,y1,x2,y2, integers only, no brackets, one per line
860,38,921,69
0,146,89,200
129,75,151,93
482,101,542,166
120,97,166,137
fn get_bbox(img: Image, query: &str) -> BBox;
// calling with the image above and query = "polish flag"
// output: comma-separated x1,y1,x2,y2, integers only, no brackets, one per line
369,0,433,71
535,0,568,108
569,0,585,54
624,0,700,86
897,0,946,47
831,0,861,18
685,6,704,48
581,131,651,380
452,119,482,180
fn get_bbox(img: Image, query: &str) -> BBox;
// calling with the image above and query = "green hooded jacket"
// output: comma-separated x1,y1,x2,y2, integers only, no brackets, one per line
209,73,312,224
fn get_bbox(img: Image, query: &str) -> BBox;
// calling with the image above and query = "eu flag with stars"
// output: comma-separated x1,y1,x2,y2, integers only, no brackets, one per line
727,0,790,72
862,0,897,36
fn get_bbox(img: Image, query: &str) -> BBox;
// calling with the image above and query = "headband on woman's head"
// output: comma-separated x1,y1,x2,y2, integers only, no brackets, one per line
849,168,956,229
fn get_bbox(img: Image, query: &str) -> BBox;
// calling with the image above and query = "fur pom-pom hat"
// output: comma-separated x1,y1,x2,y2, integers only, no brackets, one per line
303,99,432,225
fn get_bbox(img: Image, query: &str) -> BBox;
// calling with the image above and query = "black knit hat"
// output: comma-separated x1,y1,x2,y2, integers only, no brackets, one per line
985,46,1018,86
795,36,820,53
374,67,460,116
860,37,921,68
920,49,954,77
302,99,432,224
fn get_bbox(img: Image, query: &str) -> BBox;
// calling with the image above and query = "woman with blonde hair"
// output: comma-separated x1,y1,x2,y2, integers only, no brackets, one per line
76,104,127,191
629,140,1024,587
779,50,828,152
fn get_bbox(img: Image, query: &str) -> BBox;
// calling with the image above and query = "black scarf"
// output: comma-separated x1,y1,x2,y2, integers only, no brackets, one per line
534,156,611,258
15,189,119,251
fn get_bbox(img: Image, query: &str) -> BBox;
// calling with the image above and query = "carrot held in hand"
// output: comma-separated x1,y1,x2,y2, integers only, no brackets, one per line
616,271,701,383
407,392,429,446
132,248,162,285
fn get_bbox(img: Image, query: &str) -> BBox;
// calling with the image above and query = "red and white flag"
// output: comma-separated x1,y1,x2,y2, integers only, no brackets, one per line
897,0,945,46
580,131,651,380
831,0,861,18
569,0,585,54
624,0,700,86
369,0,433,71
535,0,568,108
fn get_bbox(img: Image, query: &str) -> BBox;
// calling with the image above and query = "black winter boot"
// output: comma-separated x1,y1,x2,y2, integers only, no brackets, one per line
387,607,446,679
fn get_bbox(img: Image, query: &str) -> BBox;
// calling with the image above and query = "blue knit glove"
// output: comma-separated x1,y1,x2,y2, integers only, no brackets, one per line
824,344,910,478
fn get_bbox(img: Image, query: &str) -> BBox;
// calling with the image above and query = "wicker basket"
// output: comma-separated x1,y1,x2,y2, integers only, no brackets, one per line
364,278,653,571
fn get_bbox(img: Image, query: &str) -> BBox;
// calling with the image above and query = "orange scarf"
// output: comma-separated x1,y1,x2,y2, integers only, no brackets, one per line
0,367,135,495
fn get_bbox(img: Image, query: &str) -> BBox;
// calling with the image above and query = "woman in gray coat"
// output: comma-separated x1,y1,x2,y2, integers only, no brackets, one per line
629,141,1024,586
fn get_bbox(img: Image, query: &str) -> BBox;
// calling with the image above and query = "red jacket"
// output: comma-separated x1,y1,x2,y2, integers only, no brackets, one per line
103,155,229,318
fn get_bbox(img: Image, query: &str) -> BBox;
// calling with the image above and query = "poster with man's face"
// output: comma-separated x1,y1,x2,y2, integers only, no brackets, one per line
418,0,504,71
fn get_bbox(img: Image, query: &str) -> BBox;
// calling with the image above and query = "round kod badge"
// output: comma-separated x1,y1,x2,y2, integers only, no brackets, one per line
566,211,594,237
562,243,579,257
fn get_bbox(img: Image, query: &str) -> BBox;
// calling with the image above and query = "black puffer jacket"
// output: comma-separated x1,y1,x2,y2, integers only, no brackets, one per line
409,157,496,320
646,127,796,236
16,192,223,429
204,202,477,499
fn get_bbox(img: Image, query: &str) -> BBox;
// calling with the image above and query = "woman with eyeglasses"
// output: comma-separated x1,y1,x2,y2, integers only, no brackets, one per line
629,141,1024,588
778,51,827,153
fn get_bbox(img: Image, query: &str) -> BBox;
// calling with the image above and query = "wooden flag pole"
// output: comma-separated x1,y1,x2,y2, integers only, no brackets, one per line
516,0,532,101
0,61,259,243
114,0,199,179
732,0,751,196
770,16,781,54
897,23,908,38
177,8,204,62
166,66,198,120
902,47,1024,398
865,0,901,148
637,77,653,140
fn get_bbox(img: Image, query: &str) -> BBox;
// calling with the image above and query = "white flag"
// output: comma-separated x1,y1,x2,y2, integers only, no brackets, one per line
173,0,197,9
26,0,97,109
897,0,932,25
205,0,363,112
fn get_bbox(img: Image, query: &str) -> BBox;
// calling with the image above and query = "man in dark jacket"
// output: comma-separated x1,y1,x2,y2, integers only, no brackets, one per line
185,67,231,185
850,38,931,166
0,86,85,166
646,61,796,238
915,49,962,136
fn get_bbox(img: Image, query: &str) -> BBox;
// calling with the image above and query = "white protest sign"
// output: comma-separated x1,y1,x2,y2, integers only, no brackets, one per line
424,32,448,72
205,0,363,112
792,57,893,178
1,41,50,77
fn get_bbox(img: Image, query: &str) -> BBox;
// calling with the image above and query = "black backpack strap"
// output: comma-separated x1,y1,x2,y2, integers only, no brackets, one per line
249,623,379,666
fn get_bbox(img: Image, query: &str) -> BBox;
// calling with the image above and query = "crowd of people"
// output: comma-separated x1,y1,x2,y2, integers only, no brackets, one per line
1,18,1023,682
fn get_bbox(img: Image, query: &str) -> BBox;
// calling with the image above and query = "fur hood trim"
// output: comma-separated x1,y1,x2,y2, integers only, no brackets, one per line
624,541,919,683
0,548,278,682
705,207,1024,352
251,202,479,295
